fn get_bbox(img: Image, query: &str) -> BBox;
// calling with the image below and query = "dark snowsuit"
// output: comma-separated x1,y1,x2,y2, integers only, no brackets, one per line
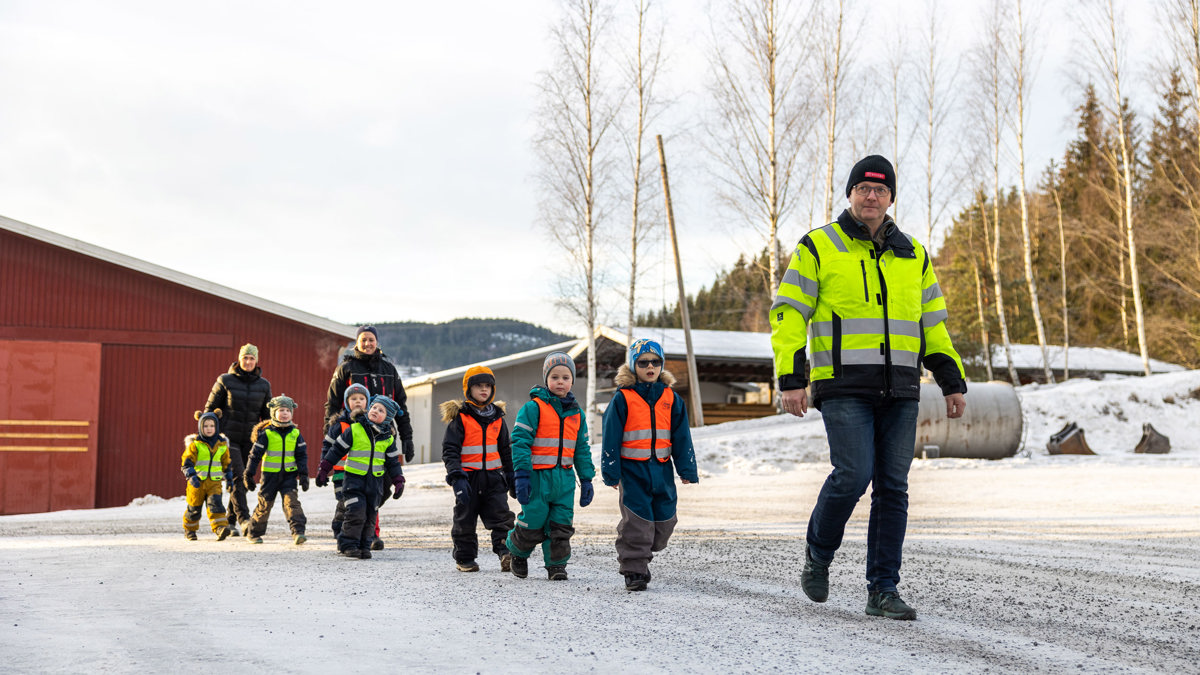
205,363,271,526
245,421,308,537
441,399,515,564
324,420,403,553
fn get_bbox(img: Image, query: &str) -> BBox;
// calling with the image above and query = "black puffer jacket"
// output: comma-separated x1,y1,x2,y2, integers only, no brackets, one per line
325,349,412,440
205,363,272,455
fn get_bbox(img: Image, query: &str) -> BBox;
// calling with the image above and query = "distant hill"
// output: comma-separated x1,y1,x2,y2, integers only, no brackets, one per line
370,318,574,372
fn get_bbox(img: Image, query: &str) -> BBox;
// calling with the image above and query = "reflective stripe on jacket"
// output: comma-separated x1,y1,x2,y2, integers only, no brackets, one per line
619,388,674,462
193,440,229,480
345,423,392,477
769,211,966,404
261,427,300,473
460,413,503,471
333,420,351,471
531,398,578,470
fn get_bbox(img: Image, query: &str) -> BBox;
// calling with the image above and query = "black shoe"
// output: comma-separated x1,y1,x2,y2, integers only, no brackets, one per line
359,549,372,560
801,545,829,603
340,548,361,558
227,525,240,537
371,537,385,551
216,527,230,541
184,531,197,541
510,555,528,579
456,560,480,572
866,591,916,620
546,565,568,581
623,573,648,591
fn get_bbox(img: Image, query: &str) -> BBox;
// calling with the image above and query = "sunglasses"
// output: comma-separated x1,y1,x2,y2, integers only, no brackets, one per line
636,358,662,368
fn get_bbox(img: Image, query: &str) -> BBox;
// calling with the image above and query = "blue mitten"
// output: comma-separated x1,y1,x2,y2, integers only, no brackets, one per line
453,478,471,506
188,473,201,489
579,480,594,507
513,470,532,505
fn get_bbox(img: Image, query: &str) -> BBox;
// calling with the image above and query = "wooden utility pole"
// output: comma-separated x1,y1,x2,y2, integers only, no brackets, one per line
656,134,704,427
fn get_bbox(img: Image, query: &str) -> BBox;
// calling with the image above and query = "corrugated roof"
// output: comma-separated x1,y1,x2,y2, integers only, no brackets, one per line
987,344,1185,374
597,325,773,361
406,338,584,387
1,214,356,339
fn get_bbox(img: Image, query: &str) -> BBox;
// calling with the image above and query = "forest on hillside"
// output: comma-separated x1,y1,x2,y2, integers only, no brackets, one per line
370,318,572,372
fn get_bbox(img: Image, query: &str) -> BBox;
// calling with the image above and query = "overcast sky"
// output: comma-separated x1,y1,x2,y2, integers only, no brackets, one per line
0,1,1159,335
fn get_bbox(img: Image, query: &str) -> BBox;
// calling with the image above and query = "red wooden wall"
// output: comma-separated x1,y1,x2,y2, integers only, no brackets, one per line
1,227,350,511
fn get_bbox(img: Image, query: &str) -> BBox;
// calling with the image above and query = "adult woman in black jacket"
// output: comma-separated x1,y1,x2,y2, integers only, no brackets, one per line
205,343,271,535
325,326,414,462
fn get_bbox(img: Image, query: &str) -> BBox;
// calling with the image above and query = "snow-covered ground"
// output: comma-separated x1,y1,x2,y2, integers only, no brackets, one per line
3,372,1199,673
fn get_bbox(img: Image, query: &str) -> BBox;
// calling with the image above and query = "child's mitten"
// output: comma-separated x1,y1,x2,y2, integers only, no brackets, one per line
579,481,594,507
513,470,532,505
453,478,471,505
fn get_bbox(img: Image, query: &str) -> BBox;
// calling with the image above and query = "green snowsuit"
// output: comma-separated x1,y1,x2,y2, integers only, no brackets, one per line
505,387,595,567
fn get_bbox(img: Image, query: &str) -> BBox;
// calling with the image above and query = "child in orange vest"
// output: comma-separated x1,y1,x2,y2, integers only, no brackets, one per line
181,410,235,541
441,366,516,572
505,352,596,581
601,339,698,591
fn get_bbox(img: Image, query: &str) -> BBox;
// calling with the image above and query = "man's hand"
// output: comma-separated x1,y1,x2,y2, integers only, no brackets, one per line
781,389,808,418
945,393,966,419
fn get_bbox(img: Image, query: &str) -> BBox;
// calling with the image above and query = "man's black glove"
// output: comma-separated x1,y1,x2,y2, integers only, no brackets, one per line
402,439,415,463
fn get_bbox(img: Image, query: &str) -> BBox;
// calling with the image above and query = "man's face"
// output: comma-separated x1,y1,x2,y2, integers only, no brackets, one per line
356,332,378,354
848,181,893,227
239,354,258,371
367,402,387,424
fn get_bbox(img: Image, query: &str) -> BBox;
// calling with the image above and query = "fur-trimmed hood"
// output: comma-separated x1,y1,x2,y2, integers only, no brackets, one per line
440,399,506,423
184,433,227,447
613,363,676,389
250,420,295,444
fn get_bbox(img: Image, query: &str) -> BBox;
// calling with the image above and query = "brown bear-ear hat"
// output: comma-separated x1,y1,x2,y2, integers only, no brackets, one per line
194,409,223,420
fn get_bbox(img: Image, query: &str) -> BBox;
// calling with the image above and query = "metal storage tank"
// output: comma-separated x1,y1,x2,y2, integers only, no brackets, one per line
914,381,1023,459
1,215,355,513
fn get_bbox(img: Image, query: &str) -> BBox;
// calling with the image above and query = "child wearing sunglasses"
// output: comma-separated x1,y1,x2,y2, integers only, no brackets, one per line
601,339,698,591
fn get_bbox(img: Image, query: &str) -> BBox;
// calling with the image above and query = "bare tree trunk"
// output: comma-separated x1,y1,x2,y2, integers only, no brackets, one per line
1052,185,1070,380
1087,0,1150,374
1010,0,1054,383
820,0,847,221
968,205,994,381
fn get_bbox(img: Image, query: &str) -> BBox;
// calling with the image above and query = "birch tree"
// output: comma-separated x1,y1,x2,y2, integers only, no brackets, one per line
1084,0,1151,375
707,0,815,291
918,0,960,251
974,0,1019,384
1008,0,1054,382
818,0,852,221
622,0,666,345
535,0,619,425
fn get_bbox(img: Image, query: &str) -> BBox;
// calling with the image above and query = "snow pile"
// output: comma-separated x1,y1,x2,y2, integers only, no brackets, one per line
691,369,1200,475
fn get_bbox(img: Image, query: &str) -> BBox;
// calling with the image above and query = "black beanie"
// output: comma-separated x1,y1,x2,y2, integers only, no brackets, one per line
845,155,896,198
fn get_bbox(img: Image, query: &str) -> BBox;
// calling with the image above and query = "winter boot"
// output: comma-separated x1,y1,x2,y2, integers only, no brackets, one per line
358,549,372,560
340,548,361,558
456,561,480,572
216,527,231,541
510,555,528,579
546,565,568,581
247,535,263,544
184,531,197,541
624,573,649,591
371,537,385,551
227,524,240,537
294,534,307,545
866,591,917,620
801,544,829,603
499,553,512,572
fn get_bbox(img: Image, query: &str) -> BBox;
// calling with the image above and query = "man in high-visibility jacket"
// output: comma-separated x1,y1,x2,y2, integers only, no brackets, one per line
770,155,967,621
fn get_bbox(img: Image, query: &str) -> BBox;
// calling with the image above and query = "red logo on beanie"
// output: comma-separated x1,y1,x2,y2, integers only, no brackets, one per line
865,171,886,180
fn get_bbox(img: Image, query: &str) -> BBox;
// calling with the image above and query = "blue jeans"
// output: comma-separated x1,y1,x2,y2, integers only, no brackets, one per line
806,396,918,593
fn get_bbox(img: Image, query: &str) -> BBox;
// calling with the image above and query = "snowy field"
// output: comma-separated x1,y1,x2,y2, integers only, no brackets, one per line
3,371,1200,673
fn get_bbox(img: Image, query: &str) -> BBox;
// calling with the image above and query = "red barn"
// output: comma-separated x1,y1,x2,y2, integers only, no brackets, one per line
0,215,355,515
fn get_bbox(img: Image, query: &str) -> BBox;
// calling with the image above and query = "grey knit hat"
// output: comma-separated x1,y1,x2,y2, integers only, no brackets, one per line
542,351,576,385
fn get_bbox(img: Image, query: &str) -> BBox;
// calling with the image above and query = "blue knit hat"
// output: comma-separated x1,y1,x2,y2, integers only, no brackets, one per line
627,339,665,371
369,394,401,425
542,351,576,385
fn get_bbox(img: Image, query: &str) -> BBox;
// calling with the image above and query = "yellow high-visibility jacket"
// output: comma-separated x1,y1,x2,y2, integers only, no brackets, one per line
770,210,967,408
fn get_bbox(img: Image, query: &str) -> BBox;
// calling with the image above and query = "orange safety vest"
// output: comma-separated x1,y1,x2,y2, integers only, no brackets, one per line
619,388,674,462
333,420,351,471
460,414,502,471
530,398,579,470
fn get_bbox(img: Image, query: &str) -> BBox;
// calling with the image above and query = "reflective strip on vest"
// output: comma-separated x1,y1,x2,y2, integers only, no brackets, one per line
619,388,674,462
194,440,229,480
461,413,502,471
345,424,391,477
261,428,300,473
530,398,579,470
